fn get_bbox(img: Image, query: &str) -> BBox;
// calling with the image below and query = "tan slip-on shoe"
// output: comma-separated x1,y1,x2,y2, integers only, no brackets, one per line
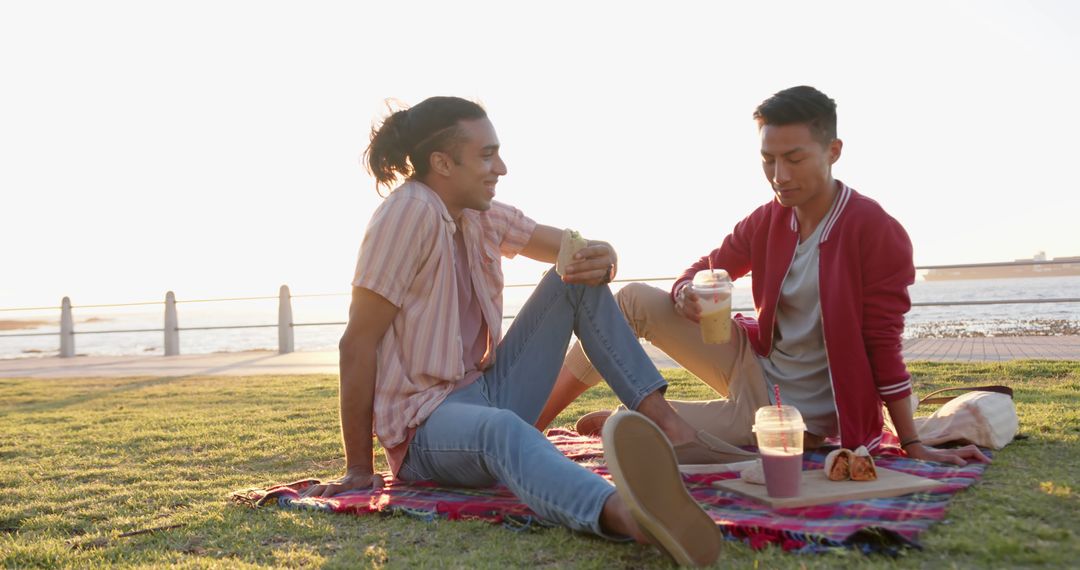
575,409,613,437
602,411,722,567
673,430,758,465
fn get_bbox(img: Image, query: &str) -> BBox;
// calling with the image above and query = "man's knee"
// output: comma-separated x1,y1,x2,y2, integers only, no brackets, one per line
615,282,670,326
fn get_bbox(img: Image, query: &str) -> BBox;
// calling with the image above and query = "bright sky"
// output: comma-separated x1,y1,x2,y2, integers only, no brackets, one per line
2,1,1078,309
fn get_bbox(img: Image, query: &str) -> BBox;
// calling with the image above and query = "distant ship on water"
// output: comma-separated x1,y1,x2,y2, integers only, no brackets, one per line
923,251,1080,281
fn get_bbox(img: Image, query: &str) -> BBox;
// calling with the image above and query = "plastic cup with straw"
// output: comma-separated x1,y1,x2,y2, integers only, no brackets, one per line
691,258,732,343
753,386,806,497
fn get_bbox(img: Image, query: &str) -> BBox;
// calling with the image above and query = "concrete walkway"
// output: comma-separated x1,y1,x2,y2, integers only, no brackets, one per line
0,350,341,379
902,335,1080,361
2,336,1079,379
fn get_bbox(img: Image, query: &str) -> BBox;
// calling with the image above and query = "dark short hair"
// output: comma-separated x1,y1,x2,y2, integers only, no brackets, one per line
753,86,837,146
364,96,487,194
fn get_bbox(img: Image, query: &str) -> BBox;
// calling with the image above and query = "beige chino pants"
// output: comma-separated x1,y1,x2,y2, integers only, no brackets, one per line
565,283,772,446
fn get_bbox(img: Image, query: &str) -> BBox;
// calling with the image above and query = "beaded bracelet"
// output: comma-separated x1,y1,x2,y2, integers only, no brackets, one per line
900,438,923,448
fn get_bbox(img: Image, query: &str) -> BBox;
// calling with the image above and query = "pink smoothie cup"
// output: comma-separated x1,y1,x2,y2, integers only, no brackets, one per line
752,405,806,498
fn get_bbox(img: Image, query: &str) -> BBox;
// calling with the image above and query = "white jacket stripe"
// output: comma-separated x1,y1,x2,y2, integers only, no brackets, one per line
820,183,852,242
878,378,913,396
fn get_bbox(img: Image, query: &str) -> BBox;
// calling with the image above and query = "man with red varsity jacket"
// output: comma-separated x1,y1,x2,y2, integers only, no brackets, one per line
539,86,989,466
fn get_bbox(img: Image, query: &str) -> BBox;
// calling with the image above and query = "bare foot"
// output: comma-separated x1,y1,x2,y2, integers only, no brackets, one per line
635,391,698,446
599,493,648,543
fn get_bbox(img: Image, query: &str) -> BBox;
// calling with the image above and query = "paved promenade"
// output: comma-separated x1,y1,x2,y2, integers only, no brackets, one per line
2,336,1079,379
902,335,1080,361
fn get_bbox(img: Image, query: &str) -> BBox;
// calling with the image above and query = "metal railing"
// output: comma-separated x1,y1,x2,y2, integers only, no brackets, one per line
1,260,1078,358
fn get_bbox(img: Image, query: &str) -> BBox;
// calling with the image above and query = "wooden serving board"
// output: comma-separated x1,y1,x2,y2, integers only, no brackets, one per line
711,466,943,508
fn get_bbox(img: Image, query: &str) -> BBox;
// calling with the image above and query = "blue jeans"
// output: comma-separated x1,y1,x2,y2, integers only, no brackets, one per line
397,268,668,537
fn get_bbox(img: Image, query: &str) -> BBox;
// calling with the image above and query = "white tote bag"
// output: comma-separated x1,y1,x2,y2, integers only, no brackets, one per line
913,386,1019,450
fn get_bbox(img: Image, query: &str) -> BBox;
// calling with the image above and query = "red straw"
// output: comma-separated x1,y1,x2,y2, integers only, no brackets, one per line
774,385,789,453
708,257,715,276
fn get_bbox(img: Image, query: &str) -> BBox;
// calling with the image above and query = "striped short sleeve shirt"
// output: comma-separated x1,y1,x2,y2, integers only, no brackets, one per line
352,180,536,454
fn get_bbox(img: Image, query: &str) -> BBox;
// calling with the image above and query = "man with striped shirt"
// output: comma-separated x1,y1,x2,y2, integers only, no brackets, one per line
301,97,729,565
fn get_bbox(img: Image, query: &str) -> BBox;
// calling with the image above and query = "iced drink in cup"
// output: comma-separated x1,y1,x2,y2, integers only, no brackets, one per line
691,269,732,344
752,405,806,498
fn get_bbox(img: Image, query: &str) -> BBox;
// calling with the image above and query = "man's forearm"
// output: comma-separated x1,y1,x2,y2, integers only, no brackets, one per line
884,394,919,445
339,343,377,473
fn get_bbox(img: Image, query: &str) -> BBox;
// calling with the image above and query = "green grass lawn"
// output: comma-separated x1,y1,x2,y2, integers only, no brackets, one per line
1,361,1078,568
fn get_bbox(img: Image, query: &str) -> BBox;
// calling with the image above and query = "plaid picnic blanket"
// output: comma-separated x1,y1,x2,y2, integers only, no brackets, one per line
232,429,989,555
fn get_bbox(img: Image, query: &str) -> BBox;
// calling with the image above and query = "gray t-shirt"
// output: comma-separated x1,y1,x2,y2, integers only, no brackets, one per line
758,203,839,437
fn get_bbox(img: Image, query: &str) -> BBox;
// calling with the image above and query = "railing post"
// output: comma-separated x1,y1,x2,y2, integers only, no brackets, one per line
164,291,180,356
278,284,294,354
60,296,75,358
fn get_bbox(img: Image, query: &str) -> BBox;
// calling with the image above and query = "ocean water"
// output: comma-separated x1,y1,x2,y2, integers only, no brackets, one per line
2,276,1078,359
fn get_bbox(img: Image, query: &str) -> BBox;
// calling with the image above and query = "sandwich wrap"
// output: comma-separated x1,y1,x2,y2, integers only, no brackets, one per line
824,446,877,481
849,446,878,481
740,459,767,485
824,448,853,481
556,229,588,277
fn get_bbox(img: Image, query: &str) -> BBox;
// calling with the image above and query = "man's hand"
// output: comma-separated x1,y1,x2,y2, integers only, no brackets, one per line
300,468,385,499
884,393,990,467
674,282,703,323
905,442,991,466
562,240,617,287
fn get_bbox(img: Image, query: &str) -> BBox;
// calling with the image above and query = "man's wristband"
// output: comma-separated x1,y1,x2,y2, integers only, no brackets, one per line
900,438,922,449
600,263,615,285
674,280,691,299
